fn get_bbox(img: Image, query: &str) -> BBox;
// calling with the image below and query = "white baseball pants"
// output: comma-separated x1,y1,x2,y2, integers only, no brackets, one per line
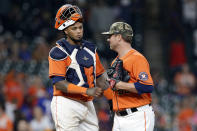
51,96,99,131
113,104,155,131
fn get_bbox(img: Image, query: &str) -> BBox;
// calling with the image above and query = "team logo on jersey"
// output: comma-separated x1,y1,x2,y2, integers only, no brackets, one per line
139,72,148,81
83,56,89,61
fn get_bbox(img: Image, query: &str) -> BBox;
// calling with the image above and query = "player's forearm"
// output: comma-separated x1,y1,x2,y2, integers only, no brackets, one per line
55,80,68,93
116,81,154,94
96,72,109,90
55,80,87,94
115,81,138,93
55,80,102,97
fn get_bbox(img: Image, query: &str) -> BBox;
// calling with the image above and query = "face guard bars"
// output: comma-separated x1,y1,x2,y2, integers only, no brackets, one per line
55,5,83,30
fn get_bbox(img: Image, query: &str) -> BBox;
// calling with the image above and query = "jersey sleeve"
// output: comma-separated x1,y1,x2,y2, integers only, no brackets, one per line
133,56,153,85
103,87,113,100
48,56,71,78
95,52,105,77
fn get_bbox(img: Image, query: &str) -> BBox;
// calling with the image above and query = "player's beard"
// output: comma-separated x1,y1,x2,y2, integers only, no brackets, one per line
63,31,83,43
69,35,82,43
65,33,82,43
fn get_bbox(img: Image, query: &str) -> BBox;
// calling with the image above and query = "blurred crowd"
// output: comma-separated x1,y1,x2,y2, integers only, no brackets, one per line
0,0,197,131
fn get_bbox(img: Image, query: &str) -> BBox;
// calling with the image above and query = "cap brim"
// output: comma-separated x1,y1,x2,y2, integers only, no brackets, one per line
101,32,112,35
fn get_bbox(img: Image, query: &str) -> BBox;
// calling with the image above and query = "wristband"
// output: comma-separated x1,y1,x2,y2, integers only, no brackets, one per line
67,83,87,94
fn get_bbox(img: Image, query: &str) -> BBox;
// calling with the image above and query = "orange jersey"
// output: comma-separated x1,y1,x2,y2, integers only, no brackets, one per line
4,80,24,108
48,38,104,101
104,49,153,111
0,114,13,131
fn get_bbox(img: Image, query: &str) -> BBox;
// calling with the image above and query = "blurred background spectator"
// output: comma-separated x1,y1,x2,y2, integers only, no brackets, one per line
0,0,197,130
30,106,53,131
0,99,13,131
17,119,32,131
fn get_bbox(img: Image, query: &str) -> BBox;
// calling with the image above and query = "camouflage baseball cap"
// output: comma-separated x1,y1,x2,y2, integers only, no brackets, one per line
101,22,133,37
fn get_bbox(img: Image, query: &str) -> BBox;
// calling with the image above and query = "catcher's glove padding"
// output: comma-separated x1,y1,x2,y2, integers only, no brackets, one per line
107,58,130,90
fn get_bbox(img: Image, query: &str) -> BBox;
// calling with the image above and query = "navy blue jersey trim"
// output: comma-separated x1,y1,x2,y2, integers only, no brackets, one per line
51,76,65,85
96,74,103,79
134,82,154,95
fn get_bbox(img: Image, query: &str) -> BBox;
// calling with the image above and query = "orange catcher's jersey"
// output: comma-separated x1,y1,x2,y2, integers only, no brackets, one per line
105,49,153,111
48,38,104,101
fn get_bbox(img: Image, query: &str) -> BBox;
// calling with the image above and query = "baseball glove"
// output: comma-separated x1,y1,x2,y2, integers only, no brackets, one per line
107,58,130,90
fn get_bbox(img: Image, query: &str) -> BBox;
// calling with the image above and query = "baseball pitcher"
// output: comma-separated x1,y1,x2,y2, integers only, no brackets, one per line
102,22,155,131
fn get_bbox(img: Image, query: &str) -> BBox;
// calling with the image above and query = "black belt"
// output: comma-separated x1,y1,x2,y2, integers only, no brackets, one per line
116,103,151,116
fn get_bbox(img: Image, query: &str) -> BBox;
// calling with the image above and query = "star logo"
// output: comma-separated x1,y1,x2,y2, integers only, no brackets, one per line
141,74,146,78
139,72,148,81
83,56,89,61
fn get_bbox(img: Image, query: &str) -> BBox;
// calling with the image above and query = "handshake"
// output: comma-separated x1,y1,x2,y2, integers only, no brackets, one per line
86,58,130,97
86,87,103,97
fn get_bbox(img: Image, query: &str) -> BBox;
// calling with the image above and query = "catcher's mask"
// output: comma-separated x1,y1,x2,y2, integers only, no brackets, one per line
55,4,83,30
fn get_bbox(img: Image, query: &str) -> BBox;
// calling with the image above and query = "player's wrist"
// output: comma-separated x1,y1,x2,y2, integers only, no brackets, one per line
86,87,96,96
86,88,91,95
115,80,123,89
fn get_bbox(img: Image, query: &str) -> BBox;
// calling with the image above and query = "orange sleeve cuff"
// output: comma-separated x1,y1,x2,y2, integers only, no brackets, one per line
103,87,113,100
67,83,87,94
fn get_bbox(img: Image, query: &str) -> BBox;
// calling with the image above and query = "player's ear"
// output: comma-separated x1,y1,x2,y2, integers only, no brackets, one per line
117,34,122,41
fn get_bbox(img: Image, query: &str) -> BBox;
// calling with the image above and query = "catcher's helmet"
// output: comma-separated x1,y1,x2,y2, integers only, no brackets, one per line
55,4,83,30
